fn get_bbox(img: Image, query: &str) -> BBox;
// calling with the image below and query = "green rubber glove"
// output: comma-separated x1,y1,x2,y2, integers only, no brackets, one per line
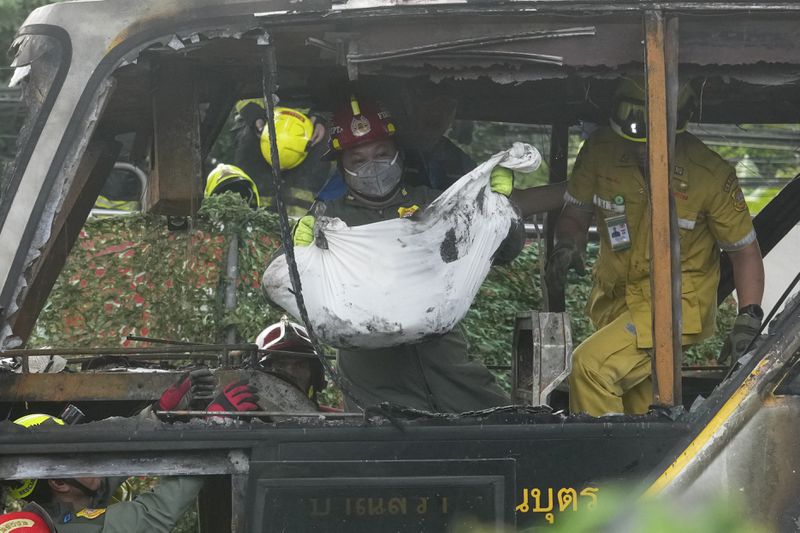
718,312,761,364
490,166,514,197
293,215,315,247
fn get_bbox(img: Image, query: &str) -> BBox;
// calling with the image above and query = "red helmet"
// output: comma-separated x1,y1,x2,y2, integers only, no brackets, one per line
0,510,54,532
256,316,315,354
255,316,326,399
327,95,396,157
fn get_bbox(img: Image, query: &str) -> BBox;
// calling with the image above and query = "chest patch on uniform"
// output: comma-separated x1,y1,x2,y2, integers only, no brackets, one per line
76,508,106,519
397,205,420,218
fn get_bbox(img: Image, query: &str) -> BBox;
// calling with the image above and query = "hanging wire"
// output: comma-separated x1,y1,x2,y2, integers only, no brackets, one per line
259,43,367,412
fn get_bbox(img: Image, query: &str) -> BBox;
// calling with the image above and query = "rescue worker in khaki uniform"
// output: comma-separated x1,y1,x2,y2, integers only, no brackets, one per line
284,95,524,412
547,77,765,416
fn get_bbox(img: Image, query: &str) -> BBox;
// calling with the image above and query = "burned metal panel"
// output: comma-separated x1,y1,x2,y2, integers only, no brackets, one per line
347,17,642,81
0,450,248,480
248,459,515,532
671,398,800,531
10,139,121,342
681,16,800,67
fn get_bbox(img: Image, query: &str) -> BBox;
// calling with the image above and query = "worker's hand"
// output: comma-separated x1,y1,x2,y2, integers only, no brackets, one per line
293,215,315,247
544,241,586,295
490,166,514,197
207,380,260,417
718,312,761,364
156,367,216,413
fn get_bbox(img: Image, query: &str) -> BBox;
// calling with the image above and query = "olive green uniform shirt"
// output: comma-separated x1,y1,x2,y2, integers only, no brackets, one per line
320,185,518,412
43,477,203,533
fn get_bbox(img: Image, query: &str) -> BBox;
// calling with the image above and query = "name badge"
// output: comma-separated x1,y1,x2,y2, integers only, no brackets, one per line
605,214,631,251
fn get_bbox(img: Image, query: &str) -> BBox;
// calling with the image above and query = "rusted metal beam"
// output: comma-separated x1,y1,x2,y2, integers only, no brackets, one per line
147,58,203,215
0,369,243,402
645,11,681,407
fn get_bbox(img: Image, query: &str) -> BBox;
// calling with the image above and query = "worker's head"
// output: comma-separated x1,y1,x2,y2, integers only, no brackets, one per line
327,95,402,201
5,415,64,503
609,76,698,143
0,506,56,532
4,415,106,509
394,84,458,151
260,107,316,170
204,163,260,209
256,316,326,401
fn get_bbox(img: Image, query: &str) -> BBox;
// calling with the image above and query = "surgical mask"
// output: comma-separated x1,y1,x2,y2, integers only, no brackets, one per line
343,152,403,199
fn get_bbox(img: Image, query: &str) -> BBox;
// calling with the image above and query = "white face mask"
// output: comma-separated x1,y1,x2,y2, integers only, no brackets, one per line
343,152,403,199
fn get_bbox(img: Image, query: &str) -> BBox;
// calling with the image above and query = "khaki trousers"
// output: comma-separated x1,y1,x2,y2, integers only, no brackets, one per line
568,310,653,416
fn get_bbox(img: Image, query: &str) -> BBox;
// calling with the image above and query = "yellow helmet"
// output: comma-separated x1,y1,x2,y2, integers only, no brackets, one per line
609,76,698,142
7,415,64,500
260,107,314,170
204,163,261,209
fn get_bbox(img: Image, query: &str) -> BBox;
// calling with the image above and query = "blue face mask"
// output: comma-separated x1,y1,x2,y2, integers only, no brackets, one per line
343,152,403,199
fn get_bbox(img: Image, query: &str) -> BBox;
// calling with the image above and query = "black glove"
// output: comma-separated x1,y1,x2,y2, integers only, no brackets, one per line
718,308,762,364
237,101,266,129
544,240,586,296
155,367,216,415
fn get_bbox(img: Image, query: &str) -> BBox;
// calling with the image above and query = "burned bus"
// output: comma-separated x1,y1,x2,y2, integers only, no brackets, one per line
1,1,800,531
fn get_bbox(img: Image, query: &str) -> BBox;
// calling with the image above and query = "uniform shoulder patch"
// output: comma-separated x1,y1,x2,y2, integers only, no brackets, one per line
732,187,748,212
723,172,738,193
76,508,106,520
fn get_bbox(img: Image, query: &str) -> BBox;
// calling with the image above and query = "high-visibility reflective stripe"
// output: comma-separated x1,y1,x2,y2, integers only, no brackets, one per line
592,194,626,213
718,228,757,251
564,191,593,211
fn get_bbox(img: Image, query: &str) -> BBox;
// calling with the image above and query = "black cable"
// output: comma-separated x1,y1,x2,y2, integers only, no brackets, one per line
260,46,367,413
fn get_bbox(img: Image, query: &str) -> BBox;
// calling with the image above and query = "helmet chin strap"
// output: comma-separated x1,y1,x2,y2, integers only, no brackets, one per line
60,478,99,498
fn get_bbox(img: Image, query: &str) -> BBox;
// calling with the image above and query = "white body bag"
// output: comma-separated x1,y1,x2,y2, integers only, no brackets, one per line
263,143,541,349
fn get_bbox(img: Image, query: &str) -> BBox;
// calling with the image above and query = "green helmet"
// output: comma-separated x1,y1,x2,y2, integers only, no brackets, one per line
609,76,698,142
204,163,261,209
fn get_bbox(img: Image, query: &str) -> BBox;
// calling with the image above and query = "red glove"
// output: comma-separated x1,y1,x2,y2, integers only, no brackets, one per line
156,368,215,411
207,380,260,416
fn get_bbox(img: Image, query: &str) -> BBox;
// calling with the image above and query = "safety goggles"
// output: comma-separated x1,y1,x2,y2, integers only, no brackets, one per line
612,98,648,142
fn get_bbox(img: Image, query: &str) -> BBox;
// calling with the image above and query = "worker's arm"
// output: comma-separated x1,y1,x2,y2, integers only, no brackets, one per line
101,476,204,533
554,204,592,250
509,182,567,217
543,204,593,295
727,240,764,308
718,239,765,363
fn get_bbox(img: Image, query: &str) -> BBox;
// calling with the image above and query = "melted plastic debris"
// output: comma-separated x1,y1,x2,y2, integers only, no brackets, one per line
166,35,185,51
